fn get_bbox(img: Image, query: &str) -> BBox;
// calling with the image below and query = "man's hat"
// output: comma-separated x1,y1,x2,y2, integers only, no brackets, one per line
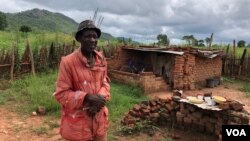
75,20,101,41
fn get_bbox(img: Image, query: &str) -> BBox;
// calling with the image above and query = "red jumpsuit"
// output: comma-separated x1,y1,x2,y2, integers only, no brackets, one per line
54,49,110,141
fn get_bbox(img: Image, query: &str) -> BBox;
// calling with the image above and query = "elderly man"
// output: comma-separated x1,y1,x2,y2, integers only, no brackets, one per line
54,20,110,141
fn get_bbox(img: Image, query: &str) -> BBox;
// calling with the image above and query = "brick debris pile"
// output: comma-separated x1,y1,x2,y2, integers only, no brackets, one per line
122,97,250,138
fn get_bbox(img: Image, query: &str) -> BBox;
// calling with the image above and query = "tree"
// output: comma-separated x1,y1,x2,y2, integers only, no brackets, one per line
182,35,190,45
19,25,32,32
0,11,8,30
19,25,32,38
198,39,205,46
237,40,246,47
157,34,170,46
208,33,213,48
205,33,214,48
193,38,198,46
127,38,132,44
182,35,197,46
205,37,211,47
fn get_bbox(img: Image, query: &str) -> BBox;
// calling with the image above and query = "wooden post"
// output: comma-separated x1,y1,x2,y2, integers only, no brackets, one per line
232,40,236,76
222,44,230,75
10,43,15,80
208,33,213,49
0,49,4,63
27,40,36,76
238,48,247,76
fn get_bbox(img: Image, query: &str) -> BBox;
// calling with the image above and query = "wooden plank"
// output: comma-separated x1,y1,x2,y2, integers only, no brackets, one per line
0,64,11,67
21,62,31,65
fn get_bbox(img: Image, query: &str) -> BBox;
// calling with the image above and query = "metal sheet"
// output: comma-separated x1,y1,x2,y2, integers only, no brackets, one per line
123,47,184,55
179,99,222,111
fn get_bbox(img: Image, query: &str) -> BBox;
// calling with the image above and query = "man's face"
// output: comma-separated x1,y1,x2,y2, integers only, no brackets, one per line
79,29,98,53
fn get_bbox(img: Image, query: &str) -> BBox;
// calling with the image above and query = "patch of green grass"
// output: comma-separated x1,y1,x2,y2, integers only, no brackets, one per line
108,82,148,122
1,71,148,141
12,124,23,133
32,126,48,135
43,116,60,129
162,137,173,141
223,77,250,97
0,70,60,115
241,83,250,97
45,121,60,129
0,71,147,120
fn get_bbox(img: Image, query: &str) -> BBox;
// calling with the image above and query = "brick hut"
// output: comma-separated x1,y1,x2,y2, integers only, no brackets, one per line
107,46,223,94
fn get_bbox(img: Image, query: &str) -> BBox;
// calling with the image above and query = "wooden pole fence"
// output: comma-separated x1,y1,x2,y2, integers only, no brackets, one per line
10,43,15,80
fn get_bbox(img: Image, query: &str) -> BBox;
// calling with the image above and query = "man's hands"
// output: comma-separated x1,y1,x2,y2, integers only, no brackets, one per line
84,94,106,116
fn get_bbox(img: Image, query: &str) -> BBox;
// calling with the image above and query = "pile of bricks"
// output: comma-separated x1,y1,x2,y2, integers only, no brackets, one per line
122,97,250,138
218,99,244,111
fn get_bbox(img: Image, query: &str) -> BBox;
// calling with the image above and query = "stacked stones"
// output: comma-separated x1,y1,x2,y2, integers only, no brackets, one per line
122,97,250,137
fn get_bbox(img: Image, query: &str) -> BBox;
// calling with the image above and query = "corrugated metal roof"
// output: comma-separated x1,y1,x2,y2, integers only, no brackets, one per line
122,47,223,58
123,47,184,55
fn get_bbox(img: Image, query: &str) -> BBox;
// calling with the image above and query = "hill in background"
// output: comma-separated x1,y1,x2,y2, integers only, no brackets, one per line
5,8,115,40
6,8,78,34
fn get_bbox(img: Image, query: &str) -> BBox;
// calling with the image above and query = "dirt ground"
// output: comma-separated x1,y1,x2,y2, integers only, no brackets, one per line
0,83,250,141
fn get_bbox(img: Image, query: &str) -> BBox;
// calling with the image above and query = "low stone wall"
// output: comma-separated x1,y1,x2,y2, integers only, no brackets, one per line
122,97,250,140
108,70,169,94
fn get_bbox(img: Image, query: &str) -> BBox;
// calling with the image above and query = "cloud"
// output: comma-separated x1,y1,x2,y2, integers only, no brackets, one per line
1,0,250,44
0,0,50,13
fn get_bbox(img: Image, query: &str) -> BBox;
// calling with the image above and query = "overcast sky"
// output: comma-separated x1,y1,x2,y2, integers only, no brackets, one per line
1,0,250,44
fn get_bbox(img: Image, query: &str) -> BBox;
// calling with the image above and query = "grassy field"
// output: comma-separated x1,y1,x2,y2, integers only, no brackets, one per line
0,70,148,120
1,72,250,141
0,31,124,58
0,71,149,140
223,77,250,97
0,31,74,49
1,30,249,60
0,31,124,49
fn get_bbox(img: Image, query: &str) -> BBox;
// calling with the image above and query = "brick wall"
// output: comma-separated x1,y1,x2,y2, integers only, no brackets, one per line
109,70,169,94
107,48,223,92
194,57,222,86
172,54,195,90
106,47,126,70
140,72,170,94
108,69,141,86
173,54,222,89
106,48,149,70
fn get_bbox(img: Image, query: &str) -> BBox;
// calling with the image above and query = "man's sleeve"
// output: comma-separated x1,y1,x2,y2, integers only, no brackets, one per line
97,60,111,101
54,58,87,110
